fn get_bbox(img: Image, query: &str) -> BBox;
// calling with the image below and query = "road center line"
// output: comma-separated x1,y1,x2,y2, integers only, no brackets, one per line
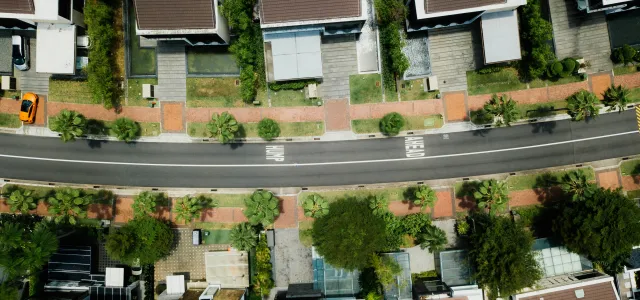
0,130,636,168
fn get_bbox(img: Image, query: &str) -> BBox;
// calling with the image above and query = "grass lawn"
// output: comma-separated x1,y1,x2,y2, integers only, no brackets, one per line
299,187,412,204
614,65,639,76
257,88,316,107
505,167,595,191
0,113,21,128
128,0,156,76
528,75,585,88
467,68,527,95
621,159,640,176
299,220,314,247
512,205,542,227
186,47,239,75
186,78,245,108
49,79,95,104
349,74,383,104
352,115,443,134
399,79,438,101
188,121,324,138
516,100,568,119
0,90,20,99
194,193,248,207
627,190,640,199
126,78,157,106
630,88,640,103
113,1,125,79
49,117,160,137
201,229,231,245
194,222,236,230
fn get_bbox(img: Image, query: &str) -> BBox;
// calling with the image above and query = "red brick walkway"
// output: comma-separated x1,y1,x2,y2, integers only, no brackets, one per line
590,73,613,100
161,102,185,132
596,169,621,190
444,92,467,122
349,99,444,120
324,99,351,131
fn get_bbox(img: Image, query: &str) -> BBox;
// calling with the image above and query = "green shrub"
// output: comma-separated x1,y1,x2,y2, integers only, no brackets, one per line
478,66,504,74
518,0,555,79
240,66,257,102
546,61,563,78
112,117,141,142
456,217,469,235
379,112,405,136
257,118,280,141
375,0,408,92
401,213,432,237
85,0,117,109
560,58,577,77
254,234,274,296
269,80,317,91
613,44,638,65
634,51,640,63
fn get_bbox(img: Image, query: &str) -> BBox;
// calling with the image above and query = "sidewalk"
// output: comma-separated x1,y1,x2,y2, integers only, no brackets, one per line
2,72,639,143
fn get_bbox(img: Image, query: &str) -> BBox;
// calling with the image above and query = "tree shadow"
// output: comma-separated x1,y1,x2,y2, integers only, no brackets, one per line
88,203,113,220
402,186,419,209
455,181,481,212
530,121,557,134
86,139,109,149
632,164,640,184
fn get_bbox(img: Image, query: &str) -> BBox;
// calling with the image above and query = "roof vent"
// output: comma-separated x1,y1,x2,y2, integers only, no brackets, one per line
575,289,585,298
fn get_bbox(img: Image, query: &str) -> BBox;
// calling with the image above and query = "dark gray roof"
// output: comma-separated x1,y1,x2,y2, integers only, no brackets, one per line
383,253,412,300
261,0,361,24
0,0,34,14
424,0,505,13
628,248,640,269
0,33,12,74
133,0,216,30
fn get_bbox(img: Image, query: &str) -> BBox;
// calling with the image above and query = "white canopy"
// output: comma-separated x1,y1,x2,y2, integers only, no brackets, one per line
36,23,76,74
265,31,323,81
481,10,522,64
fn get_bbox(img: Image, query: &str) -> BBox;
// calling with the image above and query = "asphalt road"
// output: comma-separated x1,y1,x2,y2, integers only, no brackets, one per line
0,110,639,188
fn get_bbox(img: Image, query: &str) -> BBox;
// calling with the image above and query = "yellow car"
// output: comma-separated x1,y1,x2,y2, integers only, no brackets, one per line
19,92,38,124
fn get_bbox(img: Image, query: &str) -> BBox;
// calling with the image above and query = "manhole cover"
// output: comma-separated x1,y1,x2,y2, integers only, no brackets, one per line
424,118,435,127
443,134,449,140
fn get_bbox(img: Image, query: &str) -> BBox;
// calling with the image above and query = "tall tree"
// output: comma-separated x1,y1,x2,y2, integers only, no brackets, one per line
105,216,174,265
469,214,542,298
0,221,58,280
483,94,519,126
302,193,329,218
50,110,87,142
230,222,258,251
553,187,640,274
47,188,93,224
112,117,141,142
6,188,37,214
312,198,388,270
418,225,448,253
566,90,600,121
603,84,631,113
414,185,437,211
132,191,163,218
559,170,596,202
243,190,280,227
473,180,509,215
207,112,240,144
518,0,554,80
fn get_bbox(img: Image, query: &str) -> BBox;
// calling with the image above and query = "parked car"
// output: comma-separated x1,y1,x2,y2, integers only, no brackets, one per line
192,229,201,245
12,35,29,71
19,92,38,123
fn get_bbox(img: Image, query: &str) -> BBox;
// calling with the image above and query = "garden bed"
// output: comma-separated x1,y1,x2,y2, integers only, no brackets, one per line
505,167,595,191
187,121,324,138
257,89,317,107
186,47,239,75
621,159,640,176
299,187,410,204
349,74,383,104
186,78,245,108
399,79,439,101
0,90,21,99
127,0,156,76
613,65,639,76
467,68,527,95
351,115,443,134
2,184,114,204
0,113,21,128
126,78,157,106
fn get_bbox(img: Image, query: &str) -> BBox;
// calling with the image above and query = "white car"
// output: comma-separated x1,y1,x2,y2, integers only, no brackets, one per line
12,35,29,71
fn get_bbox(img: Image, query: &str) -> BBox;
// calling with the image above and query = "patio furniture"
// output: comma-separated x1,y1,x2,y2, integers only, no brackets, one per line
77,36,91,49
576,58,586,74
142,84,155,99
424,76,438,92
1,76,16,90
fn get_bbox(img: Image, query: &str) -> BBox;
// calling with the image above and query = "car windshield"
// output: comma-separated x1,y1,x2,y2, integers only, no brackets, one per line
12,45,21,59
20,100,32,112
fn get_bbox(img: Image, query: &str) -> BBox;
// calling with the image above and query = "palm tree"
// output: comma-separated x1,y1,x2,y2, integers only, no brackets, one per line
47,188,92,224
132,191,162,218
207,112,239,144
473,179,509,215
566,90,600,121
368,195,389,216
0,222,23,252
418,225,447,253
603,84,631,113
112,117,141,142
243,190,280,227
6,189,37,214
560,170,596,202
414,185,437,211
302,193,329,218
230,222,258,251
23,223,59,273
50,109,87,142
173,196,204,224
483,94,519,126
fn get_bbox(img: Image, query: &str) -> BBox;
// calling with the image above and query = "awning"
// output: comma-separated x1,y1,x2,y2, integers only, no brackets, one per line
481,10,522,64
265,31,323,81
36,23,76,74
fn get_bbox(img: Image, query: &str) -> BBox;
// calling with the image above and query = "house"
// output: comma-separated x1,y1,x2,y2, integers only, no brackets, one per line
407,0,526,65
412,250,484,300
510,238,619,300
132,0,230,45
576,0,640,13
259,0,368,82
616,246,640,300
0,0,86,74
